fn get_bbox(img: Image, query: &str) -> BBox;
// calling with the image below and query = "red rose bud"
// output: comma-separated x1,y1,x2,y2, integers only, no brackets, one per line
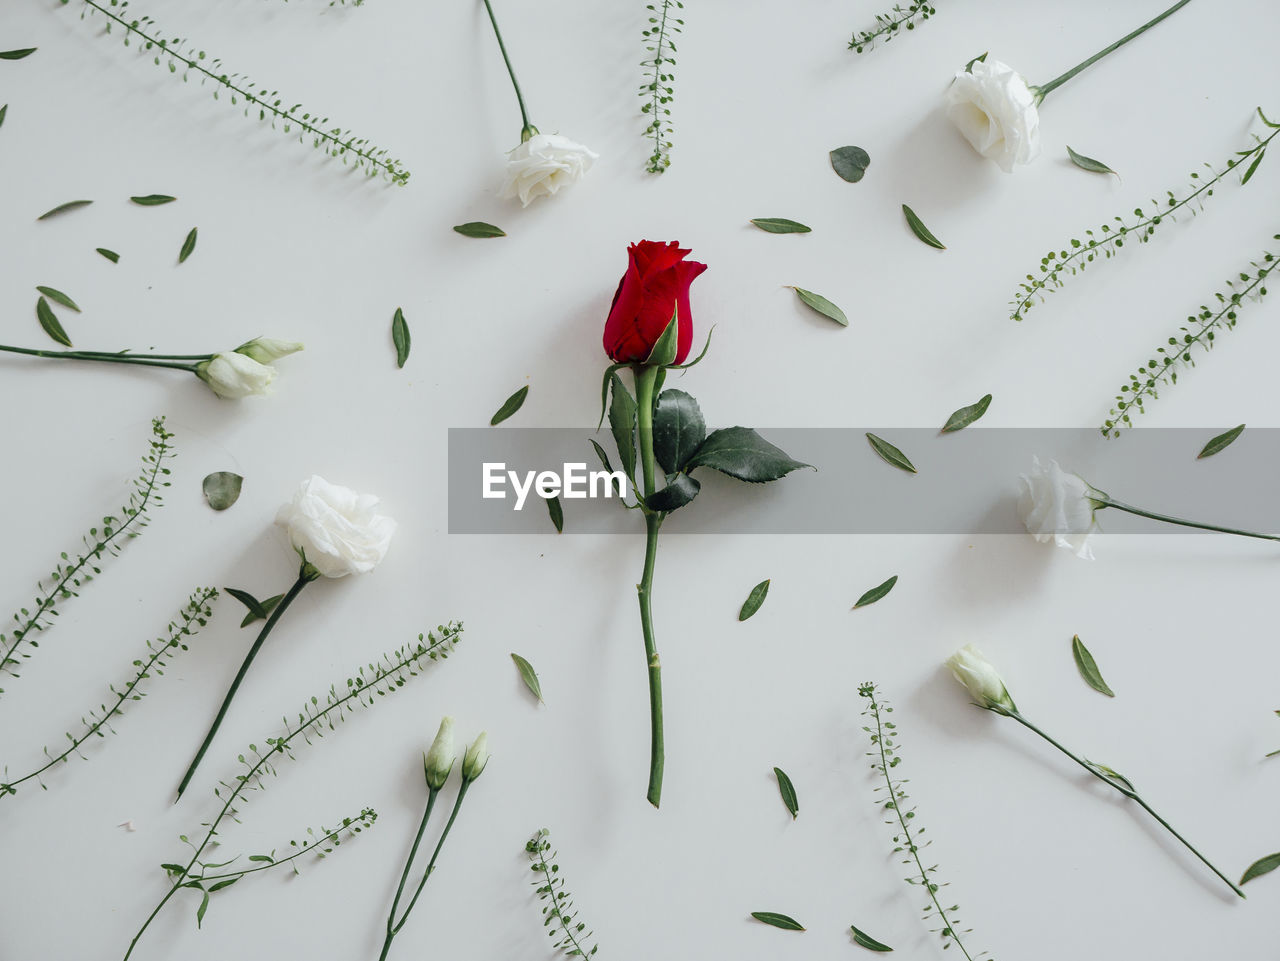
603,240,707,365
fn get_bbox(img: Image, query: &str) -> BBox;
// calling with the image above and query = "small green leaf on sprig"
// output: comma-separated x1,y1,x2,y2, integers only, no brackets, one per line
526,828,600,957
773,766,798,818
850,924,893,952
941,394,992,433
751,911,804,931
96,247,120,263
639,0,684,173
178,228,198,264
454,221,506,238
0,48,37,60
35,286,81,312
546,495,563,533
849,3,940,53
511,652,544,702
866,433,916,473
491,385,529,425
788,286,848,326
1067,145,1118,177
38,199,93,221
853,574,897,609
391,308,411,369
830,146,871,183
1198,424,1245,459
738,579,770,621
750,218,811,234
202,472,243,511
131,194,177,206
902,204,945,249
1241,852,1280,886
1071,634,1115,697
36,296,73,347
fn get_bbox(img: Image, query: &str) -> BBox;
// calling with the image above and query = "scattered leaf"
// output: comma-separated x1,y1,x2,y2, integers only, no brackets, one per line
1067,145,1118,176
511,652,544,702
37,199,93,221
789,286,848,327
902,204,945,249
739,579,770,621
853,574,898,609
850,924,894,952
1198,424,1245,459
1241,852,1280,885
750,218,811,234
686,427,812,482
35,286,80,312
35,297,72,347
751,911,804,931
773,766,798,818
453,221,506,238
202,472,244,511
941,394,992,433
96,247,120,263
0,48,37,61
866,433,916,473
178,227,198,264
490,385,529,425
391,307,411,368
546,495,563,533
1072,635,1115,697
130,194,177,206
829,146,871,183
0,104,7,129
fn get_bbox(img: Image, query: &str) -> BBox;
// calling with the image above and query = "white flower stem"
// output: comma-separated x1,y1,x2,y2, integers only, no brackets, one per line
1099,498,1280,543
0,343,202,372
480,0,537,139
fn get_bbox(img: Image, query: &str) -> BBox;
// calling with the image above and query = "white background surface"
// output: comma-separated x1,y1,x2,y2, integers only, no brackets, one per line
2,1,1279,958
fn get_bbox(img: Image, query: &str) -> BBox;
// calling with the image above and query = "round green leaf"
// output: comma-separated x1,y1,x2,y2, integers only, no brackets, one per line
830,145,871,183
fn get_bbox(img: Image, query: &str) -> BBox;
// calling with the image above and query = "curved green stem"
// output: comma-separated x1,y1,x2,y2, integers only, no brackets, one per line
480,0,535,138
1100,498,1280,543
633,365,665,808
389,780,471,939
378,787,439,961
0,343,200,373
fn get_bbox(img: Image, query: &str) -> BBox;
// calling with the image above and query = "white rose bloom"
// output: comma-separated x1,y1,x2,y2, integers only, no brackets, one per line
499,133,597,207
235,337,304,364
1017,456,1103,560
945,644,1016,712
275,475,396,578
195,351,275,399
944,58,1041,172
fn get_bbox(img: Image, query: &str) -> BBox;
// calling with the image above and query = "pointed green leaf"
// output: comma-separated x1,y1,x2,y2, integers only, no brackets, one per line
35,297,72,347
750,218,811,234
546,494,563,533
1067,146,1118,176
130,194,176,206
902,204,945,249
866,433,916,473
589,438,615,474
207,877,240,893
830,146,871,183
963,51,988,73
247,854,274,863
0,48,37,60
38,199,93,221
1198,424,1245,459
739,579,771,621
511,652,544,702
851,924,894,951
654,389,706,473
178,227,198,264
196,890,210,928
853,574,897,609
751,911,804,931
241,594,283,629
1072,635,1115,697
1089,761,1136,793
687,427,812,483
1241,852,1280,885
202,472,243,511
96,247,120,263
789,286,848,326
608,372,638,480
941,394,991,433
35,286,80,312
645,472,700,512
0,104,8,128
224,588,267,620
1241,150,1266,186
773,766,798,818
391,307,411,368
644,310,680,367
453,221,505,238
490,385,528,426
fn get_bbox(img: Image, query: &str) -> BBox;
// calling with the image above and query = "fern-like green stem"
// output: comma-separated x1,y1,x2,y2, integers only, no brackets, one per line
480,0,536,140
378,787,438,961
0,343,201,372
1098,498,1280,542
195,814,375,884
390,779,470,938
633,365,665,808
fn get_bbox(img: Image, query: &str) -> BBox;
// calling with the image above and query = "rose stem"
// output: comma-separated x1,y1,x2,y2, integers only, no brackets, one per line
633,363,665,808
1099,498,1280,543
1034,0,1192,102
0,343,201,372
480,0,536,141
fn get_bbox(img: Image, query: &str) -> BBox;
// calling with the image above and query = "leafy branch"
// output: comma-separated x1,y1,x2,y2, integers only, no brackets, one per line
61,0,410,185
1011,108,1280,322
526,828,599,958
1103,237,1279,436
639,0,684,173
1,587,216,799
122,623,464,960
859,683,984,961
0,417,174,694
849,3,939,53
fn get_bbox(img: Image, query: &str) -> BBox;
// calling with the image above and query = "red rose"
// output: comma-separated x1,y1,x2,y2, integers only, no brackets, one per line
603,240,707,365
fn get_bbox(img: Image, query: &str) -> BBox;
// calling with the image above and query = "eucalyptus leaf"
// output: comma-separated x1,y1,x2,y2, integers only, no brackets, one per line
202,471,244,511
96,247,120,263
789,286,848,327
750,218,811,234
941,394,991,433
511,652,544,702
902,204,945,249
1198,424,1244,459
0,48,37,60
130,194,177,206
829,145,871,183
686,427,811,483
178,227,198,264
853,574,897,609
850,924,893,952
490,385,528,426
773,766,798,818
546,495,563,533
1067,146,1118,176
645,472,700,512
739,579,770,621
1240,852,1280,885
751,911,804,931
391,307,411,368
866,433,916,473
37,199,93,221
608,373,638,480
35,297,72,347
35,286,80,312
453,221,506,238
653,389,706,473
1072,635,1115,697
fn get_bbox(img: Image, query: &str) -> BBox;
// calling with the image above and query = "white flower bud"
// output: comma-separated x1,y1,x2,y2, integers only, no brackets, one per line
462,731,489,782
946,644,1017,713
235,337,304,364
195,352,275,399
423,716,456,790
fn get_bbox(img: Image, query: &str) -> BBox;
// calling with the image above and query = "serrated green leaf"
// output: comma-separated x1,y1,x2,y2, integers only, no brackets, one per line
130,194,177,206
202,471,243,511
829,145,871,183
1072,635,1115,697
853,574,897,609
739,579,770,621
96,247,120,263
654,389,706,473
608,373,637,480
490,385,528,426
1198,424,1245,459
391,307,410,369
37,199,93,221
1241,852,1280,885
687,427,811,483
35,286,80,312
511,652,544,702
36,297,72,347
941,394,992,433
0,48,37,60
178,227,198,264
453,221,505,238
750,218,811,234
546,495,563,533
751,911,804,931
789,286,848,326
866,433,916,473
773,766,798,818
589,438,614,474
851,924,894,951
902,205,945,249
1067,146,1118,176
645,472,700,512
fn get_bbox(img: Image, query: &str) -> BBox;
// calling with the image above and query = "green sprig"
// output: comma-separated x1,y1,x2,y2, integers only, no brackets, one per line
848,3,938,53
640,0,684,173
526,829,600,958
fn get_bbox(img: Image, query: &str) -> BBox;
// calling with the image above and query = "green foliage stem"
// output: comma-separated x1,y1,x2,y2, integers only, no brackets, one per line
526,829,600,958
849,3,938,53
640,0,684,173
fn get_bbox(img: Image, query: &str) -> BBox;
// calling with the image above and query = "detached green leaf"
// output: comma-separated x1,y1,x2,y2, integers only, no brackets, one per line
511,652,544,702
1072,635,1115,697
902,204,945,249
37,199,93,221
739,579,770,621
941,394,992,433
1198,424,1245,459
789,286,848,327
654,389,706,474
453,221,505,238
750,218,811,234
35,286,80,312
751,911,804,931
35,297,72,347
178,227,198,264
853,574,897,609
546,495,563,533
490,385,529,426
202,471,243,511
866,433,916,473
1241,852,1280,886
130,194,176,206
96,247,120,263
851,924,894,952
1067,146,1118,176
687,427,811,483
391,308,411,368
773,766,798,818
0,48,37,60
829,146,871,183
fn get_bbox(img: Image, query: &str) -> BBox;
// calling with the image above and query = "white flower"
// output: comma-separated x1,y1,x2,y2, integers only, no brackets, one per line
235,337,304,364
195,352,275,399
1017,457,1104,559
274,476,396,578
946,644,1017,713
944,58,1041,173
423,716,457,790
499,133,597,207
462,731,490,781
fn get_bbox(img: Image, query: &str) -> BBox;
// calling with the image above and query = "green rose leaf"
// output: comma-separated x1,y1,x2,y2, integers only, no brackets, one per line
645,472,700,513
202,471,244,511
853,574,897,609
608,373,638,481
751,911,804,931
902,204,945,249
644,310,680,367
130,194,177,206
687,427,812,483
750,218,811,234
941,394,992,433
37,199,93,221
511,652,544,702
1198,424,1244,459
829,145,871,183
1072,634,1115,697
589,439,615,475
546,494,563,533
490,385,528,426
739,579,770,621
392,307,411,369
453,221,506,238
96,247,120,263
789,286,848,327
866,432,917,473
850,924,894,952
35,296,72,347
178,227,198,264
654,389,706,473
35,286,80,312
1067,145,1118,177
773,766,798,818
1241,852,1280,886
